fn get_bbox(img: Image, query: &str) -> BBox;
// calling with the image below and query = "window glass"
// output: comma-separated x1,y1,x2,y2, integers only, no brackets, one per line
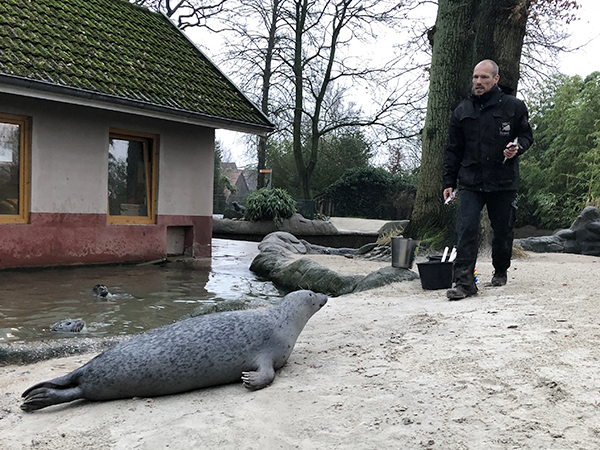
0,122,20,215
107,130,156,224
0,113,29,224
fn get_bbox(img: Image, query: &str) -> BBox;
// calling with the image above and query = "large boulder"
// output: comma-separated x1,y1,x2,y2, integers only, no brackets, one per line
270,258,363,296
213,213,338,236
517,206,600,256
250,231,418,296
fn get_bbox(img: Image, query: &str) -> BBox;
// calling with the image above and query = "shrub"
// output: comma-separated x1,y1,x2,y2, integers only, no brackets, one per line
324,166,416,219
244,188,296,226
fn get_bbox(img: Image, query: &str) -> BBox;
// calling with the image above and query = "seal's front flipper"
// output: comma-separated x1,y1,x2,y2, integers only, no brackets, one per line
241,363,275,390
21,386,84,412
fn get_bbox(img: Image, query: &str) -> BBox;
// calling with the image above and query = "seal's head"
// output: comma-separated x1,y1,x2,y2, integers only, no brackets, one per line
281,289,328,323
51,318,86,333
93,284,109,297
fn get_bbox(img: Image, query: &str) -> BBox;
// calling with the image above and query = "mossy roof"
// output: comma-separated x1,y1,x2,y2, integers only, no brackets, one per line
0,0,273,132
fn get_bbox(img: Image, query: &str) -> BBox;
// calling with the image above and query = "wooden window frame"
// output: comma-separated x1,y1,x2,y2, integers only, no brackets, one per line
107,128,158,225
0,112,31,225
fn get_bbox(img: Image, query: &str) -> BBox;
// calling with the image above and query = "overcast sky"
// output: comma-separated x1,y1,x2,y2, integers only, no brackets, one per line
212,1,600,165
558,0,600,76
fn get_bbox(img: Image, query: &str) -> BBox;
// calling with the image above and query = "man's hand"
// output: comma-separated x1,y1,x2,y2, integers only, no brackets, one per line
443,187,457,204
504,142,519,160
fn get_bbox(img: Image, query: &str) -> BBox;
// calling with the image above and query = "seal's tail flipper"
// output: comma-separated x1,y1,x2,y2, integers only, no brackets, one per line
21,373,82,411
21,373,76,397
21,386,83,411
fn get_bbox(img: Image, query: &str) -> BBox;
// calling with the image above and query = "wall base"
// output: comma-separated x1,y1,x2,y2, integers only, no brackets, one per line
0,213,212,269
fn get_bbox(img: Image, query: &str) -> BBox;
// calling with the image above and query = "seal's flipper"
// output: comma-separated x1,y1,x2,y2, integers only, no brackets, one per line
241,363,275,390
21,386,84,412
21,373,78,398
21,373,83,411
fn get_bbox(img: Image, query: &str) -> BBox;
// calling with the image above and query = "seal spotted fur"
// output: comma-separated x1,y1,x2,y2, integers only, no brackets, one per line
21,290,327,411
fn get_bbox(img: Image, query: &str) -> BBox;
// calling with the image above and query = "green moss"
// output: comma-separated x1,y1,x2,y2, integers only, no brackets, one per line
0,0,270,128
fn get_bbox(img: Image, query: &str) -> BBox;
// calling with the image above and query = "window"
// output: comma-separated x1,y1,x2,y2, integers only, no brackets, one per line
0,113,30,224
107,129,157,224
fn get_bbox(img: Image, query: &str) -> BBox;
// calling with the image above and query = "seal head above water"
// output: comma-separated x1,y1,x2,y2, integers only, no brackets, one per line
21,290,327,411
92,284,109,298
50,318,86,333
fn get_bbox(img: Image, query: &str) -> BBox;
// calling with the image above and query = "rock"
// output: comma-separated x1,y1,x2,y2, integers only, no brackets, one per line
514,224,555,239
377,220,410,235
516,206,600,256
356,243,378,255
259,232,308,254
250,231,416,296
270,258,362,296
301,240,357,256
285,213,338,235
223,209,244,219
213,213,338,236
353,266,419,292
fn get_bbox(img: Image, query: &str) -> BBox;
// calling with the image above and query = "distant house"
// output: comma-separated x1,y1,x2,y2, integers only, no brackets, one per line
220,162,252,205
0,0,273,269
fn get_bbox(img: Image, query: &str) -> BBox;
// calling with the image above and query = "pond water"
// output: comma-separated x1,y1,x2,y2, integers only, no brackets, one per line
0,239,281,343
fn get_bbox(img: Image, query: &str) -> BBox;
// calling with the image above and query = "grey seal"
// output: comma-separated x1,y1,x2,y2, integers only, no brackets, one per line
21,290,327,411
50,318,86,333
92,284,109,297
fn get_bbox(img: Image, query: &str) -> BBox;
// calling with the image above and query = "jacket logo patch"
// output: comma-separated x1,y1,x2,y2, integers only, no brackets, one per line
500,122,511,136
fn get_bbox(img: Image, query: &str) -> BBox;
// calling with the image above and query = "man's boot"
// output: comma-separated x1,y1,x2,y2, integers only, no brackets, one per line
491,271,507,286
446,284,478,301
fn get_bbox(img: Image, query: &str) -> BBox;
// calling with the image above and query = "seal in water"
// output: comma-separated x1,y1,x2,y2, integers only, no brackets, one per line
92,284,109,297
51,318,86,333
21,290,327,411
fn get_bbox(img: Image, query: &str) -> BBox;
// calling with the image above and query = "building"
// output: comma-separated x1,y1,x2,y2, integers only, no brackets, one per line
0,0,273,269
220,162,252,206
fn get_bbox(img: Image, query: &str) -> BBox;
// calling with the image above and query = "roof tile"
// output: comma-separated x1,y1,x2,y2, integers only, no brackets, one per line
0,0,272,130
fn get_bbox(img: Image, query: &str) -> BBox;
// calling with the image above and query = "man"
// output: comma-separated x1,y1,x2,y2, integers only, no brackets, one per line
443,59,534,300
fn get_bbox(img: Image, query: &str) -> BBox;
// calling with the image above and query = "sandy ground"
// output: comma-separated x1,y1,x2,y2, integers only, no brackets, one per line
2,251,600,449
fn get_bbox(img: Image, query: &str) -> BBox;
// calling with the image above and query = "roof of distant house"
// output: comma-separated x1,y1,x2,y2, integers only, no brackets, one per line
0,0,274,135
220,162,238,171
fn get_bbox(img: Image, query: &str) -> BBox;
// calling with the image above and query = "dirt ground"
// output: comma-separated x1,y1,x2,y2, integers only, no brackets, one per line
1,251,600,449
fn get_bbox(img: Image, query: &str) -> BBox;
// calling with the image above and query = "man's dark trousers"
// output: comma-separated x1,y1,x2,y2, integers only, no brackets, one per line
454,189,517,288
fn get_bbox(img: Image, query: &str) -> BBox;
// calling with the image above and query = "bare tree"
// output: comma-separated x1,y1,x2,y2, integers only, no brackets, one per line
132,0,227,30
218,0,287,189
278,0,427,198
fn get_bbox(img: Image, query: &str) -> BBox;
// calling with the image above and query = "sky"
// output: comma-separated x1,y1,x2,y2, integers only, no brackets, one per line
211,0,600,166
558,0,600,76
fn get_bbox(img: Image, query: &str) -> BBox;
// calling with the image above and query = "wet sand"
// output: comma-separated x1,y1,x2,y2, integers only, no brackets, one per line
1,251,600,449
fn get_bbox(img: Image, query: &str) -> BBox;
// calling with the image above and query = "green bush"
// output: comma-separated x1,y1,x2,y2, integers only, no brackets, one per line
244,188,296,226
325,166,416,219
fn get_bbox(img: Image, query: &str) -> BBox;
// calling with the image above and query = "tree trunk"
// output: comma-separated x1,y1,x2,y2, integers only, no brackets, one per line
408,0,531,243
257,0,282,190
472,0,531,93
407,0,478,241
292,0,310,199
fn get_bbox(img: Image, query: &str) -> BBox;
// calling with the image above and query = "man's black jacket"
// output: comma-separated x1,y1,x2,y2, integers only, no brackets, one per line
443,85,534,192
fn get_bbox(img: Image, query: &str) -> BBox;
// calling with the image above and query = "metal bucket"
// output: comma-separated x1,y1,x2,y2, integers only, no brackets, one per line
391,237,419,269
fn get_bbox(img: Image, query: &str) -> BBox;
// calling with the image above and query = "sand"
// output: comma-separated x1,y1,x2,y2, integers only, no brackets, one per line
1,251,600,449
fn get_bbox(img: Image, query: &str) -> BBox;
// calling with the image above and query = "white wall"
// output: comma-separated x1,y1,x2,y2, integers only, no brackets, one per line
157,123,214,216
0,93,215,217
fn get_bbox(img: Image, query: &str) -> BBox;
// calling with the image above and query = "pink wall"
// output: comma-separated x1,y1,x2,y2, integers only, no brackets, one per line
0,213,212,269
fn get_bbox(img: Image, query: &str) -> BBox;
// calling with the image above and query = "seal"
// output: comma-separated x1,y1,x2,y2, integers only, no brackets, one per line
50,318,86,333
21,289,327,412
92,284,109,297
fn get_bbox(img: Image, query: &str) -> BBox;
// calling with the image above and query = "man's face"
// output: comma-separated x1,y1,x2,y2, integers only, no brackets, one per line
472,63,500,96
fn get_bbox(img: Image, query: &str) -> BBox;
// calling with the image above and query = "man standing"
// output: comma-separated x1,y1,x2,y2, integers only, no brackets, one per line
443,59,533,300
